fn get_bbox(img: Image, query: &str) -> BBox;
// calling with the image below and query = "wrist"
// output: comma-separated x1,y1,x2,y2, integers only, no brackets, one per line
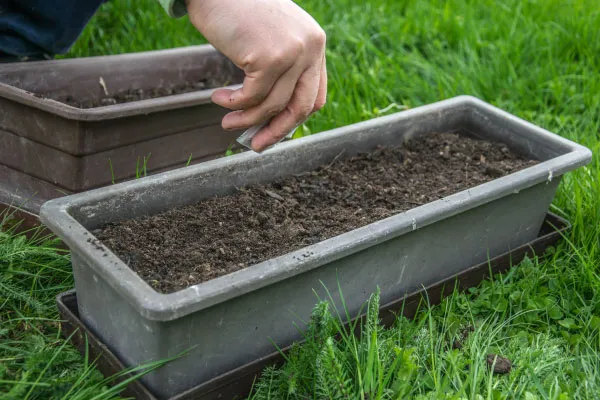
185,0,221,33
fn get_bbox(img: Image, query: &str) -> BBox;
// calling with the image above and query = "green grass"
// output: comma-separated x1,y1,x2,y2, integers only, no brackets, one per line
0,215,187,399
2,0,599,398
249,263,600,399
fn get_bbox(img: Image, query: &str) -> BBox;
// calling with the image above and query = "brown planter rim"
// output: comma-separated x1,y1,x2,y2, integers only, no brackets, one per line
0,45,242,121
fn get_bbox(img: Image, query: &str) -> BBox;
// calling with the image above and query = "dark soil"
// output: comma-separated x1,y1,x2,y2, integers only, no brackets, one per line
34,77,226,108
95,132,538,293
486,354,512,374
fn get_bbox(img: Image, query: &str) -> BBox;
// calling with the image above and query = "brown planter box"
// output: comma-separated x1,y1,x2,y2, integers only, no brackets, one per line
0,45,244,213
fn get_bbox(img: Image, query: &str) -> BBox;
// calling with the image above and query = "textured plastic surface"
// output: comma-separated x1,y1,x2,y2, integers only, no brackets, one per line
55,212,570,400
0,45,244,213
40,96,592,399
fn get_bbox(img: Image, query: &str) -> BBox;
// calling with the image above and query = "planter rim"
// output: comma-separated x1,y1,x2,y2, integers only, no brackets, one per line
39,95,593,321
0,44,242,121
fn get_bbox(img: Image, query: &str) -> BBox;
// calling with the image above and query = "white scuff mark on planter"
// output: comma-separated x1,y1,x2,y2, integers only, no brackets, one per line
218,317,224,328
93,274,98,283
527,141,534,156
396,255,408,285
99,76,109,96
143,322,153,333
547,169,553,183
412,218,417,231
32,112,48,133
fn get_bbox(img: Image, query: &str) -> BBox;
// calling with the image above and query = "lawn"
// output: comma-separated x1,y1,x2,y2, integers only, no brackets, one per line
2,0,599,398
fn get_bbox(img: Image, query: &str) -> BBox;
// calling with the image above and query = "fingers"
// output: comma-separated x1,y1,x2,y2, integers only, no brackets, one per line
313,54,327,112
211,68,282,111
219,65,304,130
212,47,299,111
250,64,321,151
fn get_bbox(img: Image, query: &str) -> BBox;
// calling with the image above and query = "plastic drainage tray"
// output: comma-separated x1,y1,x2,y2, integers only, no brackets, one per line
56,212,569,400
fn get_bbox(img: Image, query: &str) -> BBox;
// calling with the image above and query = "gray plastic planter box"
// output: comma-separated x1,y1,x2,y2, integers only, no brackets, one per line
40,96,591,399
0,45,244,213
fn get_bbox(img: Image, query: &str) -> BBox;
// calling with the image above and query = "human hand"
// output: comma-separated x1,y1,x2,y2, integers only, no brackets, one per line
186,0,327,152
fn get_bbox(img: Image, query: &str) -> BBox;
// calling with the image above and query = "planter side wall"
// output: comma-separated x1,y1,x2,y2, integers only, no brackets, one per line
78,103,236,154
72,180,559,398
0,124,241,191
0,97,83,153
0,94,236,157
0,164,71,212
463,108,574,161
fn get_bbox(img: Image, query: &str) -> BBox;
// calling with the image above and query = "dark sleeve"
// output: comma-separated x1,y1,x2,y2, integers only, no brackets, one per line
0,0,107,58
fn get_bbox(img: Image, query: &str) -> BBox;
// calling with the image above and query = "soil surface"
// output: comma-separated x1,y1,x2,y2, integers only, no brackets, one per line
34,77,227,108
96,132,538,293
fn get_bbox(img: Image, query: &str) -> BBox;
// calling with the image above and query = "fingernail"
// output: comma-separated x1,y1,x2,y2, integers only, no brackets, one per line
250,142,263,153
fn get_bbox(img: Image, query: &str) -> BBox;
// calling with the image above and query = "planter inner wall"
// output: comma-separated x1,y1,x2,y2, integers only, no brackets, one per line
0,46,242,109
40,97,591,399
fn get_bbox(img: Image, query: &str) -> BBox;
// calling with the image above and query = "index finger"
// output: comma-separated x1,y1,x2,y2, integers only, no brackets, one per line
212,62,289,110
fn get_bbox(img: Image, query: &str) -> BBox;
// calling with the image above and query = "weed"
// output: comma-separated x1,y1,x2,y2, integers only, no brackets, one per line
135,153,151,179
108,159,115,185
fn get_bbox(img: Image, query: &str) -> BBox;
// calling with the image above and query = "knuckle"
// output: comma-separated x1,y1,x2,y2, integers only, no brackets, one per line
263,104,284,119
240,52,260,69
290,102,313,119
311,28,327,48
268,49,292,67
288,36,306,56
